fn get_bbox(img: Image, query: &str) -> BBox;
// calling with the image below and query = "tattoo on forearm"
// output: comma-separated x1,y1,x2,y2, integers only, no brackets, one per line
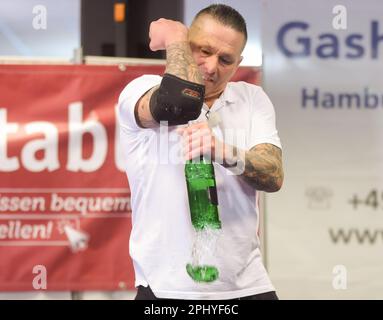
165,42,203,84
135,41,202,129
242,144,284,192
135,85,159,128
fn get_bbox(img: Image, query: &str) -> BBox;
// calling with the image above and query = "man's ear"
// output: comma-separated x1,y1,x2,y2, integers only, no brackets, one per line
237,56,243,66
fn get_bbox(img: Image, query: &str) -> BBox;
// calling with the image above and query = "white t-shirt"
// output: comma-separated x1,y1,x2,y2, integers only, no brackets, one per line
118,75,282,300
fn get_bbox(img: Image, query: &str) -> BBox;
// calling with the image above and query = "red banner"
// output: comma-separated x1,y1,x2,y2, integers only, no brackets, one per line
0,64,260,291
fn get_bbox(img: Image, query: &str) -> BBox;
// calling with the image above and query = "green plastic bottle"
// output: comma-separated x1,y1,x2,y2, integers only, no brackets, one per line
185,156,221,283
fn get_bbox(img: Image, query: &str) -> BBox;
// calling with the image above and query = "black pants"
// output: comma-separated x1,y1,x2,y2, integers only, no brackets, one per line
135,285,278,300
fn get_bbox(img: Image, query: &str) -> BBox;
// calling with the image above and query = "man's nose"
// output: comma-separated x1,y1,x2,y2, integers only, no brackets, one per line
204,56,218,75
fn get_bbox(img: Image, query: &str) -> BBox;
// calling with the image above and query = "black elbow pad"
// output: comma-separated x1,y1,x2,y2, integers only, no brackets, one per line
149,73,205,126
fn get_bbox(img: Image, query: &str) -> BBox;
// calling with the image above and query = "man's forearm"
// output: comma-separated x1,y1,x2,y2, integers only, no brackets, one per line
165,42,204,85
221,143,284,192
134,40,202,129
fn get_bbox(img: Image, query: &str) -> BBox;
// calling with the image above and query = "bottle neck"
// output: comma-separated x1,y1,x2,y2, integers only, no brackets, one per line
187,155,212,164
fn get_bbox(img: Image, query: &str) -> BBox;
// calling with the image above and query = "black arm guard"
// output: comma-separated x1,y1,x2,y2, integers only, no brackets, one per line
149,73,205,126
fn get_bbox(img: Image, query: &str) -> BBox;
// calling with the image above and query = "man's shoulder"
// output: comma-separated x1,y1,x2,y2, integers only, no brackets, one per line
118,74,162,104
225,81,263,101
227,80,261,91
126,74,162,89
131,74,163,83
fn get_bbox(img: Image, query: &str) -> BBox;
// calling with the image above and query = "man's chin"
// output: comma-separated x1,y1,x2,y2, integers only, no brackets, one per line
204,80,216,91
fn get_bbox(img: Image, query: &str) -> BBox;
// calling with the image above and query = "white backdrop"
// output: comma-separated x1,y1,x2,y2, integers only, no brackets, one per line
262,0,383,299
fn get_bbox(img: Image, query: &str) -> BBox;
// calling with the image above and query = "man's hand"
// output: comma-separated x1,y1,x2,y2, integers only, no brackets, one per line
177,122,218,161
177,122,284,192
149,18,188,51
177,122,236,166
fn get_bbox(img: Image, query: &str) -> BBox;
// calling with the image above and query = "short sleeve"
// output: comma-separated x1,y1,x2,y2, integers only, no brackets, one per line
248,87,282,149
117,75,162,131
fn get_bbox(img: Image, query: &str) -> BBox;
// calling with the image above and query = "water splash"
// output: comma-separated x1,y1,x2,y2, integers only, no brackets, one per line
190,227,221,266
186,227,221,282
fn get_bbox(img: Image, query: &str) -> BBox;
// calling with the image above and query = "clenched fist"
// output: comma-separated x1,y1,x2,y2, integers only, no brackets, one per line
149,18,188,51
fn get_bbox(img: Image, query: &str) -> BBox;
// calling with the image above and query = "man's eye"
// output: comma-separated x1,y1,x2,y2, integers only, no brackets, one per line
201,49,210,55
220,58,232,65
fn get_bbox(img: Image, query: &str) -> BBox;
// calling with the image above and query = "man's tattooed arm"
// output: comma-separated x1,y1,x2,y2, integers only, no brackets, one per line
243,144,284,192
134,85,160,129
134,40,202,128
221,143,284,192
165,42,203,84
